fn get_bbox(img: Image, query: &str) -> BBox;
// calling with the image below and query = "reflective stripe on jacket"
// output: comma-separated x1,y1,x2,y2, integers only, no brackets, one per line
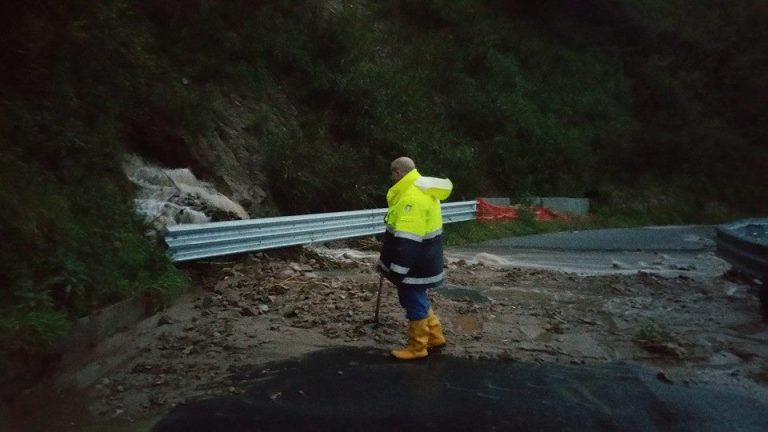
378,169,453,289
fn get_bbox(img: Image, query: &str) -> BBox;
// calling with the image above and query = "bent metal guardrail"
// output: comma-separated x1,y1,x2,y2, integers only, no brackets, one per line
165,200,477,262
715,218,768,282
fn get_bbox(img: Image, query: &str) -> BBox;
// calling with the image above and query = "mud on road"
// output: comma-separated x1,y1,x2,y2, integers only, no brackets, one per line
7,243,768,431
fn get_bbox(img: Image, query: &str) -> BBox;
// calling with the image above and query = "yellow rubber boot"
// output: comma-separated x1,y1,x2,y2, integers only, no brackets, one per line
426,308,446,349
391,318,429,360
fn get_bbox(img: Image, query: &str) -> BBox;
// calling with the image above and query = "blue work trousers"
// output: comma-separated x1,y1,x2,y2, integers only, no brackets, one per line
397,286,430,320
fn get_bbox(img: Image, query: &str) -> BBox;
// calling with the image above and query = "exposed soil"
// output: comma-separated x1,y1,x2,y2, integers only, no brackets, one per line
5,243,768,431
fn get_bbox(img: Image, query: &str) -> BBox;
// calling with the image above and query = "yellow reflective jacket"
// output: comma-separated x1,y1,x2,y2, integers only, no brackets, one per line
385,169,452,239
379,169,453,288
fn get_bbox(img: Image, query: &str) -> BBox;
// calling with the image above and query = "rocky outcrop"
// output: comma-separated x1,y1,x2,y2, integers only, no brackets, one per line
123,95,283,235
191,96,270,213
124,155,249,236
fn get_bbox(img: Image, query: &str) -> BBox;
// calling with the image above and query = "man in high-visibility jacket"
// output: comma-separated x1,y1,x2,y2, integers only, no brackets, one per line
378,156,453,360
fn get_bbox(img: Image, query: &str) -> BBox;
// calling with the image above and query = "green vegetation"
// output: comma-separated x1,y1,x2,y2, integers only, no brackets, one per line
1,0,766,351
443,219,562,248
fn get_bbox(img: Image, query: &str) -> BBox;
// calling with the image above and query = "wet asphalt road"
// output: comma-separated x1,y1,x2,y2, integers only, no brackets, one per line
153,347,768,432
450,225,725,277
475,225,716,251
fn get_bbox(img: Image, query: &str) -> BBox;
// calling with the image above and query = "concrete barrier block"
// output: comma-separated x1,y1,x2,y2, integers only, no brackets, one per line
533,197,590,215
480,197,511,207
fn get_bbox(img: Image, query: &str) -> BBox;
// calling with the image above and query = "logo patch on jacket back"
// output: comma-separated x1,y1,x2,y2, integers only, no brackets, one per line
404,204,412,213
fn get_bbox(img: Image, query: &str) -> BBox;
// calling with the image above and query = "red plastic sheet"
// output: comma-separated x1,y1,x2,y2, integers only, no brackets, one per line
476,198,519,221
475,198,572,222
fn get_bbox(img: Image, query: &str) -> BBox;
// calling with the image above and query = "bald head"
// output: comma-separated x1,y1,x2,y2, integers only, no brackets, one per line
390,157,415,182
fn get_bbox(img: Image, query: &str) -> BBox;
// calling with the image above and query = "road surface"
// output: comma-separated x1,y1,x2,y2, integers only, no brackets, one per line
152,226,768,431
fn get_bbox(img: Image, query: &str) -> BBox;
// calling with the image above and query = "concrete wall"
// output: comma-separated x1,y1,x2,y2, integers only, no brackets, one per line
479,197,589,215
533,197,590,215
480,197,511,207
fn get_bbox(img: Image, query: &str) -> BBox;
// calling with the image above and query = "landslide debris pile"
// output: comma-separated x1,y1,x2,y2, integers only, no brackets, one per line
84,245,767,421
124,155,249,236
90,248,410,414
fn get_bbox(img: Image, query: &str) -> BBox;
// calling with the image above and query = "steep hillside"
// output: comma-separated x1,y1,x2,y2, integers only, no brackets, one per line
1,0,766,350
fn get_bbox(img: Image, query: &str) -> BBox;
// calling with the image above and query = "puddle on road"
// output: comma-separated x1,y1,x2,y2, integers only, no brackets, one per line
435,284,491,303
455,315,481,333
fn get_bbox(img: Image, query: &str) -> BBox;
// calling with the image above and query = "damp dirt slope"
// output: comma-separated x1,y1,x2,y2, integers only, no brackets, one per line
5,244,768,431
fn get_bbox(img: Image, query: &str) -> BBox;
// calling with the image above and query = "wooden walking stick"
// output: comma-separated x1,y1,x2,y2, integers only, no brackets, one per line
373,273,384,325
